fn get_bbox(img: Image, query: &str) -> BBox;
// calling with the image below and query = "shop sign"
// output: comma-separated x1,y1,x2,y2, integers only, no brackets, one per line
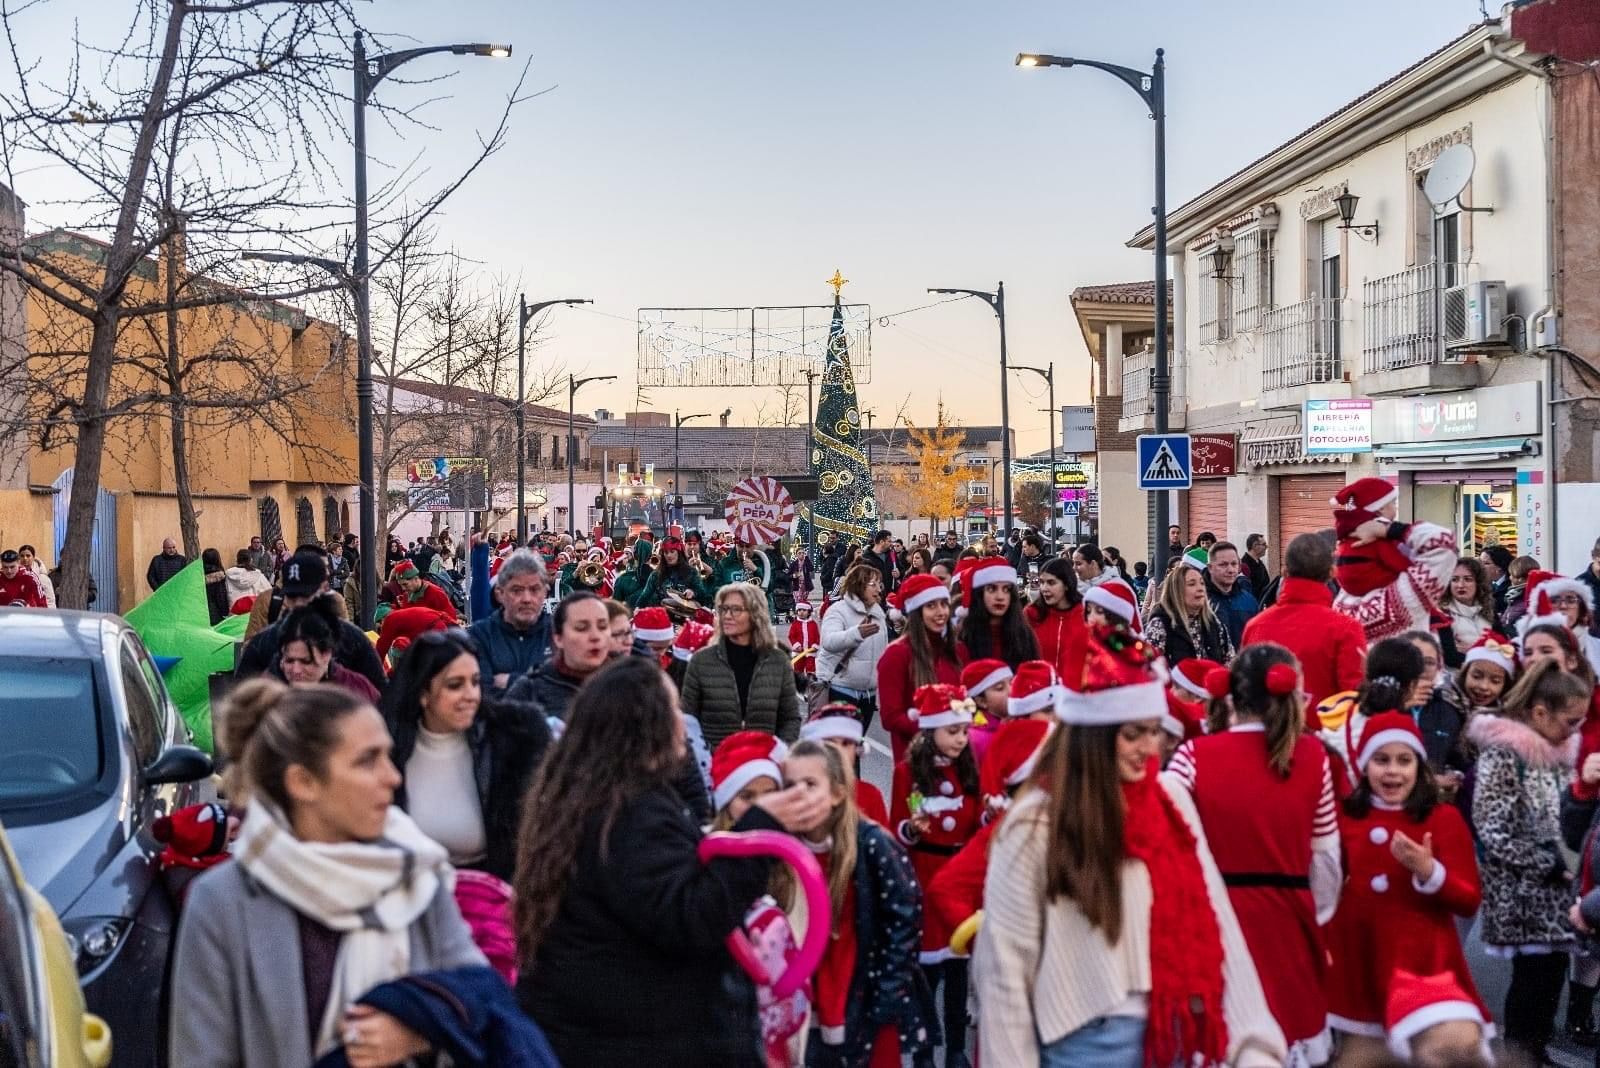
1060,406,1096,454
1305,399,1373,455
1191,433,1237,478
1371,380,1541,444
1052,466,1089,488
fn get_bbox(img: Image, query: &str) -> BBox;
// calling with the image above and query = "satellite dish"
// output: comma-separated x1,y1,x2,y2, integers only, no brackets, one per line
1423,143,1475,210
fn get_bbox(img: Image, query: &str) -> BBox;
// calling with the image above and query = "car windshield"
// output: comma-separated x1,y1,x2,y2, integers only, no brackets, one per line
0,658,103,810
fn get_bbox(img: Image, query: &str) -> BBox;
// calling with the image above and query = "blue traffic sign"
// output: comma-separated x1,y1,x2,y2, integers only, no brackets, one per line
1136,434,1192,490
1059,499,1081,516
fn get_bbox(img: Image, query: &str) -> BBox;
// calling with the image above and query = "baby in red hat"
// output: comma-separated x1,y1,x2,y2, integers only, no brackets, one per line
1330,476,1412,598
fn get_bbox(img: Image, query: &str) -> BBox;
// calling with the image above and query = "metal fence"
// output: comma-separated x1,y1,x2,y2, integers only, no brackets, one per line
1263,297,1343,391
1361,262,1467,373
1120,349,1184,420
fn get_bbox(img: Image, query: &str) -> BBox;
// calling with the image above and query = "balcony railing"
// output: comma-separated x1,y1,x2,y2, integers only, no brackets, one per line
1362,262,1468,374
1262,297,1342,392
1120,349,1185,420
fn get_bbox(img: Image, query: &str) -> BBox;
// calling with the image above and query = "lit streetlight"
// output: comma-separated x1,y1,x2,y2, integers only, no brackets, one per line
517,295,592,542
568,374,616,536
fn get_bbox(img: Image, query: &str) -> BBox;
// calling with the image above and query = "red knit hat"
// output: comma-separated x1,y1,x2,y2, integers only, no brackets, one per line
710,731,788,811
1330,476,1398,539
979,718,1053,808
1462,631,1518,680
1007,660,1064,717
660,536,685,556
799,702,865,744
1083,578,1141,632
960,558,1018,606
1055,623,1168,726
632,606,675,643
898,572,950,613
911,683,974,730
1354,710,1427,771
1384,970,1488,1060
961,658,1014,700
671,621,714,661
1170,657,1225,702
151,802,231,869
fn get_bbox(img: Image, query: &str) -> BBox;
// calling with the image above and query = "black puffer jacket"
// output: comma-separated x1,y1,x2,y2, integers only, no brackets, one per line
517,784,778,1067
388,696,552,882
506,659,586,722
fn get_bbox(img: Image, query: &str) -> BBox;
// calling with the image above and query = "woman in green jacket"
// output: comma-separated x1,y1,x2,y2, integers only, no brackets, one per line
634,536,713,616
678,582,801,750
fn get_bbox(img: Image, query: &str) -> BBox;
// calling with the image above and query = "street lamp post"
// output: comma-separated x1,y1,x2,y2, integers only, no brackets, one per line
674,411,711,526
1013,362,1056,539
1016,48,1169,575
929,283,1013,536
517,295,592,543
352,32,511,625
568,374,616,536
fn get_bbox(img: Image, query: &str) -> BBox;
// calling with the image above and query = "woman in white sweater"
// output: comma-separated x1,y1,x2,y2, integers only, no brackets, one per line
975,624,1286,1068
816,563,890,728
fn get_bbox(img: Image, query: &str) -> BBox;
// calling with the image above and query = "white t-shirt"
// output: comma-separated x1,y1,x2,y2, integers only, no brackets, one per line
406,727,486,865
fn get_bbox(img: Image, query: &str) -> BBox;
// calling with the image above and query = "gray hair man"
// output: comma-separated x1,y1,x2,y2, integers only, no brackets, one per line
466,548,554,693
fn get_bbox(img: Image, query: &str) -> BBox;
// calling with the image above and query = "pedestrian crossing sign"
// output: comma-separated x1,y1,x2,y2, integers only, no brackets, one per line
1136,434,1192,490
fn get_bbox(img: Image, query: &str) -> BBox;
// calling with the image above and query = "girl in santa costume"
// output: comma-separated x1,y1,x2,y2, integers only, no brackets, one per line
891,683,982,1067
1518,569,1600,677
1469,656,1588,1063
1321,712,1486,1063
956,559,1039,669
1082,576,1142,633
788,600,820,677
799,702,889,827
709,732,810,1068
1007,660,1064,725
1164,643,1340,1066
975,623,1285,1068
783,739,938,1068
878,574,962,763
1319,637,1426,796
1024,557,1088,690
1167,656,1220,737
960,658,1014,767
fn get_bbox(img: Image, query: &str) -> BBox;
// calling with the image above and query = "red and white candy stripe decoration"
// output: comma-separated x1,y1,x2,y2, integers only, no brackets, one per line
725,476,796,545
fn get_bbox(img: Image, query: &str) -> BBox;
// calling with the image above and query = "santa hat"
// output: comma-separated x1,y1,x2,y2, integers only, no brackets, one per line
961,559,1018,606
1462,632,1518,680
794,600,814,615
1354,711,1427,771
1179,546,1209,571
671,621,715,661
632,606,675,643
1083,578,1141,632
391,559,420,581
1007,660,1064,717
979,718,1053,809
1518,570,1595,636
151,802,230,868
961,658,1014,700
1385,970,1489,1060
1162,692,1205,741
898,573,950,613
1171,657,1224,702
710,731,788,811
911,683,975,730
1055,623,1168,726
1331,476,1399,539
799,702,865,744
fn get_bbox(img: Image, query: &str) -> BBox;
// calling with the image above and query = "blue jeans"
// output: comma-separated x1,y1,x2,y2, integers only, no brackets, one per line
1040,1014,1146,1068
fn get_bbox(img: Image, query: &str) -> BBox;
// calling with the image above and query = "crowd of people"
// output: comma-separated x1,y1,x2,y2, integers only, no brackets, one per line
15,492,1600,1066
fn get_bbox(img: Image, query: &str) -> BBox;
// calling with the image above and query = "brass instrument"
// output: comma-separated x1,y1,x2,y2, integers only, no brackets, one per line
648,551,660,568
574,559,607,590
691,551,715,580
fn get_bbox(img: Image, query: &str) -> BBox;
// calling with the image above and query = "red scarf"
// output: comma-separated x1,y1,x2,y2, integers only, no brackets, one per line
1121,760,1228,1067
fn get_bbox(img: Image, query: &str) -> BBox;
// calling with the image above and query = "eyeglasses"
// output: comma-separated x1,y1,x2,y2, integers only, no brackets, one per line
1552,595,1583,608
717,604,749,616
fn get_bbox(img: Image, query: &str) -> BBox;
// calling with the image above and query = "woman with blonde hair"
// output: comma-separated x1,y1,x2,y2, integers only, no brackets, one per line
679,582,802,749
1145,559,1235,665
817,564,890,728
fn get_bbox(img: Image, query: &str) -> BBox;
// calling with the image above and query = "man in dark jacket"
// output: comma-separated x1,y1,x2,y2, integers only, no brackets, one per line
932,530,962,568
467,549,554,695
863,530,898,594
1242,533,1272,602
1205,541,1260,647
1579,539,1600,638
235,553,385,690
1480,544,1513,618
146,537,189,591
818,533,842,592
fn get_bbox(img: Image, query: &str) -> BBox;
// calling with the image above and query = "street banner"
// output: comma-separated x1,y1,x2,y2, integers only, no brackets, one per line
725,476,797,545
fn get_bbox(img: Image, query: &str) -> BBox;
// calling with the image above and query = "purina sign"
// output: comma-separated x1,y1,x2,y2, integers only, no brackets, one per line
1371,381,1541,444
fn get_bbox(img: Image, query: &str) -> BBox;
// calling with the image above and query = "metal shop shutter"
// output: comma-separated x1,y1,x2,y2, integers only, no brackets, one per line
1275,474,1345,572
1184,481,1230,545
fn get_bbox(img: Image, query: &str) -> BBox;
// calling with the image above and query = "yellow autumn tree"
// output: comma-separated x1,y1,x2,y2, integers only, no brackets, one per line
889,402,968,533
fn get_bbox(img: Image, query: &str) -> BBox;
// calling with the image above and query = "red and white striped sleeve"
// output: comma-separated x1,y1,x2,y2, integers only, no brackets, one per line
1312,755,1340,848
1164,741,1199,792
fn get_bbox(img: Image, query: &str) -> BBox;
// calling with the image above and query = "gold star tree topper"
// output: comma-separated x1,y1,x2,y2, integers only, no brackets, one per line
826,269,848,297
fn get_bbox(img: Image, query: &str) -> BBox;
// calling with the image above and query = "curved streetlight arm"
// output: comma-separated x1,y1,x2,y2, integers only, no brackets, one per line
572,374,618,394
1015,51,1160,116
522,297,591,328
928,286,999,313
364,42,513,97
243,250,350,283
1011,363,1051,385
677,412,712,426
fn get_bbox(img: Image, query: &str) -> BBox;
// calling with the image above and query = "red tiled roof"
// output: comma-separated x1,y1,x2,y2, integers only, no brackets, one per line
1069,280,1172,306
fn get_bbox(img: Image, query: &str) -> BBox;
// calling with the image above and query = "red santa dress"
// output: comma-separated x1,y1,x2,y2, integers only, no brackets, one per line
1323,799,1485,1034
1165,724,1337,1059
788,617,819,675
890,758,981,962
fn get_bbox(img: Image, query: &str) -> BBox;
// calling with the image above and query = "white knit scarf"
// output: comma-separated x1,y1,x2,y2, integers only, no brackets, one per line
233,802,453,1056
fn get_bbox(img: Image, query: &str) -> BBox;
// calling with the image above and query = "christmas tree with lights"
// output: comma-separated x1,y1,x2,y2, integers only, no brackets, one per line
799,270,877,556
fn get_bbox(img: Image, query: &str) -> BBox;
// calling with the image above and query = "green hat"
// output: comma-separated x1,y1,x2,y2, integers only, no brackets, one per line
1180,547,1209,570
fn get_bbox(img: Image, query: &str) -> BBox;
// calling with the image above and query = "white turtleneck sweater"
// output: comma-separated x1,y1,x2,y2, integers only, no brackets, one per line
406,727,486,865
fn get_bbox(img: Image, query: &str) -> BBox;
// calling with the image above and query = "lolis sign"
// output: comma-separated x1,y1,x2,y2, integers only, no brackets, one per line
1190,434,1237,478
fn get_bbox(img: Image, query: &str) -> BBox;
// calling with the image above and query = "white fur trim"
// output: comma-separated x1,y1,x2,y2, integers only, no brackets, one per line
800,716,865,744
1171,667,1211,701
1537,576,1594,612
916,708,973,730
633,622,675,643
970,562,1017,590
671,645,694,662
1517,611,1571,641
1413,860,1447,895
1355,728,1427,771
968,667,1013,700
1386,1001,1485,1059
903,584,950,613
1055,680,1167,725
1008,685,1064,717
1006,736,1050,786
1462,645,1515,679
713,759,782,811
1328,1013,1387,1038
1083,584,1135,623
1161,713,1185,739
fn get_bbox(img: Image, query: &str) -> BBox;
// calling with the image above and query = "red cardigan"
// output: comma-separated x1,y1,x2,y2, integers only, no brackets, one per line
1028,606,1089,690
877,637,962,763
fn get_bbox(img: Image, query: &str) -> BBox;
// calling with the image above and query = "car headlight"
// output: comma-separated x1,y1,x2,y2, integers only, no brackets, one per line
61,917,132,975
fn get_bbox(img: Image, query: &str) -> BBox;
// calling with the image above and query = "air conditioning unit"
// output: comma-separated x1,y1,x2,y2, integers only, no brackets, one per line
1443,280,1509,351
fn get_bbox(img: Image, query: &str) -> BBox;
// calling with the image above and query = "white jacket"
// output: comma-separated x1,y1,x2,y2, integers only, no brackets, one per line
816,595,889,693
224,566,272,605
27,562,55,608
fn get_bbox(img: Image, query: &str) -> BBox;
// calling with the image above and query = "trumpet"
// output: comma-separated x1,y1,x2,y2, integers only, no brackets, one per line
574,559,607,590
690,551,714,579
648,551,660,568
